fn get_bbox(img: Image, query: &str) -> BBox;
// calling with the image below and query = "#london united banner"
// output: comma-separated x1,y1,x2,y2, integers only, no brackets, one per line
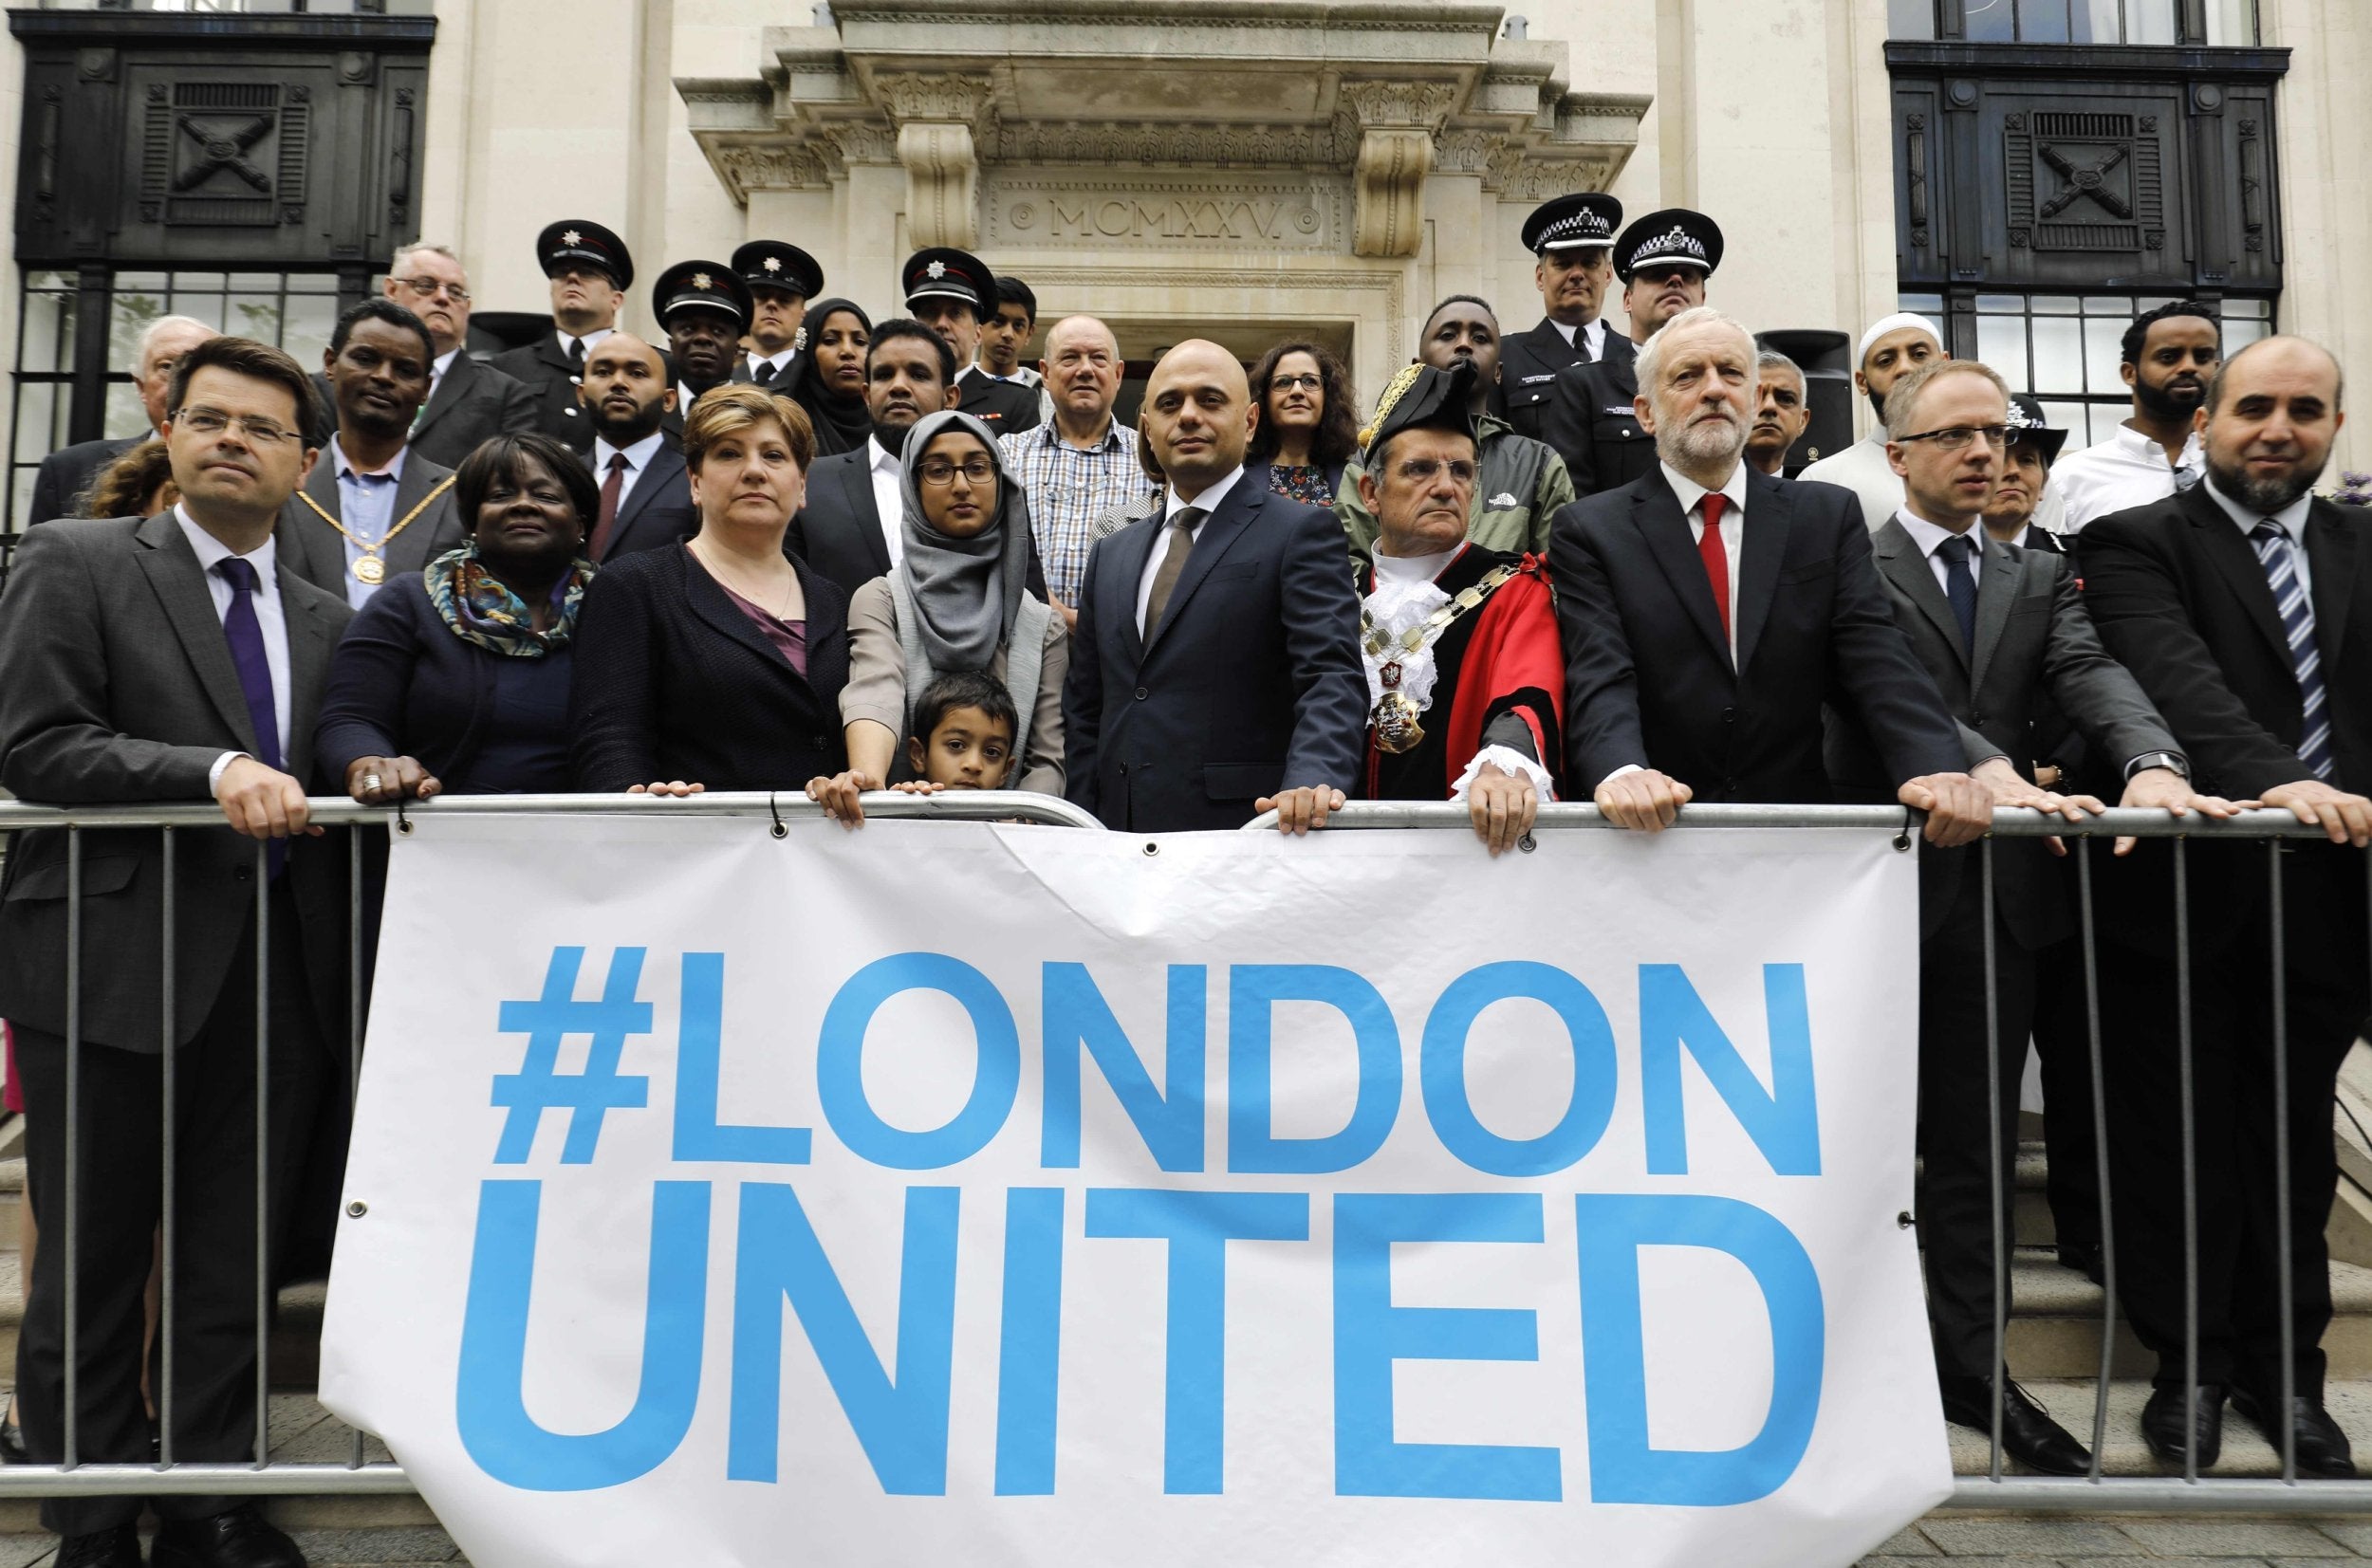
319,814,1952,1568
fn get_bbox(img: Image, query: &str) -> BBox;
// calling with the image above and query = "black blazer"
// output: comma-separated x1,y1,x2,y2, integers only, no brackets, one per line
1062,474,1366,831
1498,321,1633,445
954,370,1043,434
1829,519,2179,945
489,330,596,452
784,446,889,599
1542,351,1657,499
410,354,540,470
1548,465,1963,802
567,544,850,791
273,449,467,600
27,434,140,526
597,438,698,563
732,352,805,397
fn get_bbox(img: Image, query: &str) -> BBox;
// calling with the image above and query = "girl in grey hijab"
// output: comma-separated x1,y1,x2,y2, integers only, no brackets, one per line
808,409,1069,821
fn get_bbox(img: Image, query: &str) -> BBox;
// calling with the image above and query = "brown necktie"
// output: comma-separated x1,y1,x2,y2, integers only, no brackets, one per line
1143,507,1204,636
589,451,628,560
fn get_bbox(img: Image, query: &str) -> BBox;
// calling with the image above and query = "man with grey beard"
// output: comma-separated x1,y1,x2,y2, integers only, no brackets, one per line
1546,304,1988,844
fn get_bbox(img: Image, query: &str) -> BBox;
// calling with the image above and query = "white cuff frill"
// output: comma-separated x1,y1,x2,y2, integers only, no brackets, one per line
1451,745,1555,802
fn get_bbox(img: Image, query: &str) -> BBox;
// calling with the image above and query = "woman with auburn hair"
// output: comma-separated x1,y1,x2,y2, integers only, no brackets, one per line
568,384,851,793
1245,338,1360,506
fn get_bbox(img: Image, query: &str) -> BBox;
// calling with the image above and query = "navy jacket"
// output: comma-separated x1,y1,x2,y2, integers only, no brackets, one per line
1062,472,1366,831
597,437,698,563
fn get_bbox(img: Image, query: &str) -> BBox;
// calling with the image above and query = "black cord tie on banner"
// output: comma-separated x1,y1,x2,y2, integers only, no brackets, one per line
769,791,788,839
1894,808,1915,853
395,794,413,836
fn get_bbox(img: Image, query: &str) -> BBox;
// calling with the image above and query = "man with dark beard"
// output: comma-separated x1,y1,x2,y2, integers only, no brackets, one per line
2078,335,2372,1477
2052,300,2219,530
786,320,960,598
579,332,693,563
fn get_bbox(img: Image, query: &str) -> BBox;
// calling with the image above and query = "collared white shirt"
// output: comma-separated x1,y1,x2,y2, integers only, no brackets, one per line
1136,463,1245,635
746,349,795,382
327,435,410,610
867,436,906,566
1548,318,1609,360
2202,472,2315,601
556,326,612,362
423,347,459,412
973,361,1044,388
591,429,665,510
2051,422,2206,532
177,506,293,786
1659,460,1749,662
1894,506,1988,598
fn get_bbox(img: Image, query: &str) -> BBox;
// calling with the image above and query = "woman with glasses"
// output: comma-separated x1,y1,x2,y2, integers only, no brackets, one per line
1246,339,1360,507
806,409,1067,823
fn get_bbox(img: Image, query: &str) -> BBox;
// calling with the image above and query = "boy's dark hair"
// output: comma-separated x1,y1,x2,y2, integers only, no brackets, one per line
868,318,959,387
912,670,1018,746
166,335,325,444
993,275,1039,324
330,296,435,366
2120,300,2219,368
1422,293,1499,333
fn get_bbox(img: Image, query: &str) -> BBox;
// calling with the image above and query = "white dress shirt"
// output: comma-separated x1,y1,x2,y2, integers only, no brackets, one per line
1549,318,1609,360
867,437,907,566
1659,460,1749,662
2201,472,2315,601
556,326,612,362
747,349,795,382
177,507,293,787
424,347,459,412
2051,422,2205,532
1136,464,1245,635
591,430,666,510
1893,507,1987,598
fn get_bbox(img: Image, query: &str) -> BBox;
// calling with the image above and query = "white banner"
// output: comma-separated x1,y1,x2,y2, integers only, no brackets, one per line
320,815,1952,1568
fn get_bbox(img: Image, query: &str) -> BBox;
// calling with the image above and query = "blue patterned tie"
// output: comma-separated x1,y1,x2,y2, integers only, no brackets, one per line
1937,533,1979,655
2251,520,2335,782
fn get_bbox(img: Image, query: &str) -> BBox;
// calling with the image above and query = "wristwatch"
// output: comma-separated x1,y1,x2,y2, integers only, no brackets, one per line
2126,751,2189,781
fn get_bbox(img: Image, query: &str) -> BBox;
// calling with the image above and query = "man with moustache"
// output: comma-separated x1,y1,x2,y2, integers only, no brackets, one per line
1000,314,1144,625
579,333,694,563
1547,305,1989,845
1745,350,1811,477
1337,295,1574,559
1498,193,1626,444
787,320,963,598
28,315,215,526
1541,208,1724,498
2051,300,2220,531
728,240,824,397
491,220,632,452
649,260,752,444
1799,313,1948,529
2080,336,2372,1475
377,242,537,467
275,299,462,606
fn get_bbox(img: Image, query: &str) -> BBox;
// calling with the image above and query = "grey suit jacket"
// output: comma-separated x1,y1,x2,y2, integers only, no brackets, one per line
273,447,466,600
408,353,540,470
1827,516,2178,945
0,512,354,1051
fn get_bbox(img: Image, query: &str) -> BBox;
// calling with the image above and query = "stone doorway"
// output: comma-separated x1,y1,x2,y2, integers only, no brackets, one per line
1103,319,1357,427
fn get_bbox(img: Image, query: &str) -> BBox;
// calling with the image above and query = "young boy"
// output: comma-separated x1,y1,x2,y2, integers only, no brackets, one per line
899,671,1017,794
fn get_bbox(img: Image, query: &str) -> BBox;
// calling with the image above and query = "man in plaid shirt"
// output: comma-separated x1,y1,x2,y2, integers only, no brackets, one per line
999,315,1156,626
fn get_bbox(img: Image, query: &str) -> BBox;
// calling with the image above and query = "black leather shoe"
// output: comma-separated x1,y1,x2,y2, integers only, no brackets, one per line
56,1525,143,1568
2231,1385,2358,1478
149,1504,306,1568
0,1404,28,1465
2055,1242,2104,1286
1937,1374,2094,1475
2141,1382,2227,1469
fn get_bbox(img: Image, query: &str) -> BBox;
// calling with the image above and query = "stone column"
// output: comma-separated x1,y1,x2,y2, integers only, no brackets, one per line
1342,81,1458,259
874,72,994,251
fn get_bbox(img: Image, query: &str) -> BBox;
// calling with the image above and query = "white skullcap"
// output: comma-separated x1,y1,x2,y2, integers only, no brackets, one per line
1856,311,1942,368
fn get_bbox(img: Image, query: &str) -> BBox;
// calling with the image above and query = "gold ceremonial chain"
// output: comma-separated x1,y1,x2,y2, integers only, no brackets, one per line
1362,562,1521,754
298,473,457,585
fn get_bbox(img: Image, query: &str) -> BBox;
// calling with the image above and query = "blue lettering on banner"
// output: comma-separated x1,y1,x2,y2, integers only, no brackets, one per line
671,952,810,1165
1639,964,1822,1176
816,953,1020,1170
1419,963,1620,1176
490,947,654,1164
1041,962,1207,1172
1226,966,1400,1173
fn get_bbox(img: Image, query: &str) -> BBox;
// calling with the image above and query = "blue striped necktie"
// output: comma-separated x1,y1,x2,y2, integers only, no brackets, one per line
2251,519,2335,781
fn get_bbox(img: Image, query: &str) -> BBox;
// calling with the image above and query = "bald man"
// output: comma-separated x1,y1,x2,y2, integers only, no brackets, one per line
1002,315,1147,620
578,331,693,562
1062,340,1366,832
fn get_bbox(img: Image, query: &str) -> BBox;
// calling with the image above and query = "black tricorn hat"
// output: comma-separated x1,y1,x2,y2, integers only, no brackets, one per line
1360,359,1479,462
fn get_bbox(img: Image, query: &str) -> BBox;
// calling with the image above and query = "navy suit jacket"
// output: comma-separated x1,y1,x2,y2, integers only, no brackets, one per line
1548,465,1962,802
784,446,889,599
598,437,698,563
1062,472,1366,831
28,434,140,526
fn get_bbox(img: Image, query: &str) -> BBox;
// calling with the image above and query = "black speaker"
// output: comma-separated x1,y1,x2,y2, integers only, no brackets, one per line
1754,328,1853,476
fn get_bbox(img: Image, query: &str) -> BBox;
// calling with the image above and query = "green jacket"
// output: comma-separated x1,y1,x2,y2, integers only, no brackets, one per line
1336,410,1577,563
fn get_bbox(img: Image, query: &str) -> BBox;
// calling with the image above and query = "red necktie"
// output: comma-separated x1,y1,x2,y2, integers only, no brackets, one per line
589,451,628,560
1697,490,1731,640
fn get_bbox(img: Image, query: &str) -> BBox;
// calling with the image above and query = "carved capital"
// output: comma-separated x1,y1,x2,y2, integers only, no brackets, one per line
873,71,996,125
1351,127,1433,258
712,144,831,204
1340,80,1459,134
1432,127,1506,177
822,119,900,167
899,120,979,249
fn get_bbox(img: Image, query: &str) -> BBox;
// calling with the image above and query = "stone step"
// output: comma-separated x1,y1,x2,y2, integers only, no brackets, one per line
1999,1248,2372,1379
0,1512,465,1564
1950,1376,2372,1479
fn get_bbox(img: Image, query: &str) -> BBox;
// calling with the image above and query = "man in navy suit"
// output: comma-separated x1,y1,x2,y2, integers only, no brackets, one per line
1062,340,1366,832
785,321,961,599
1548,305,1990,843
579,333,694,563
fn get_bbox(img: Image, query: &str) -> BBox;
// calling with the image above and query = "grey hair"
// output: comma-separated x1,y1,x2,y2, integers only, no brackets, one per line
1635,304,1758,393
131,314,215,376
1755,348,1805,388
388,241,462,278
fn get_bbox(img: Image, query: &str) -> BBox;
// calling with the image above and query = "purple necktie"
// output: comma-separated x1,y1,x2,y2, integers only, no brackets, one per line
215,557,282,771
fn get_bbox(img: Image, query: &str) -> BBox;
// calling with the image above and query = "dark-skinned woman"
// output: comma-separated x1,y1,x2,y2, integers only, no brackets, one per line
806,409,1066,823
316,431,597,802
787,299,873,458
569,382,850,794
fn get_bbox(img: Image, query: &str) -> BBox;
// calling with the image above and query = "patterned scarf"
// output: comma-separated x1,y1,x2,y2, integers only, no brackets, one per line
424,542,593,658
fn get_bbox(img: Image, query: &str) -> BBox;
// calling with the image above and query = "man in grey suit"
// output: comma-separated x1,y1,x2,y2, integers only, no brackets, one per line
380,242,537,469
1825,356,2230,1477
274,299,463,608
0,336,348,1568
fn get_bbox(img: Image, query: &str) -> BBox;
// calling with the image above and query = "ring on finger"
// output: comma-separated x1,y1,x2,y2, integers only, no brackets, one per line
361,772,383,792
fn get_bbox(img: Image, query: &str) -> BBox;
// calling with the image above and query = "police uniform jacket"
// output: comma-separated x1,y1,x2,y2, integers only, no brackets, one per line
1498,323,1633,445
1542,350,1657,500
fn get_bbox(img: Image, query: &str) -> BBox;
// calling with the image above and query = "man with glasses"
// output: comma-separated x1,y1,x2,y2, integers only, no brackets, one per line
490,219,634,452
28,314,216,526
1828,355,2214,1476
375,242,536,468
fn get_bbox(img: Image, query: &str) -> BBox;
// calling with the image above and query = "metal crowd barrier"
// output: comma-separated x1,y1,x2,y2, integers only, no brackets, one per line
0,794,2363,1519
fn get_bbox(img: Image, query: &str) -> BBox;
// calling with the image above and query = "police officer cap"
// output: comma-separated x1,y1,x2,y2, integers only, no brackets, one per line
650,260,753,332
901,248,993,317
1360,360,1478,463
1520,193,1622,256
1615,208,1725,282
534,219,633,290
732,241,825,301
2007,393,2067,465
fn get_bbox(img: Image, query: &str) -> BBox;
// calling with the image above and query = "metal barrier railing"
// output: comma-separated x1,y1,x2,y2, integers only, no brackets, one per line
0,793,2363,1518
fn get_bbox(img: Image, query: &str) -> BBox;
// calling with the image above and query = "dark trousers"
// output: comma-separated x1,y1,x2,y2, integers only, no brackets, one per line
1918,882,2039,1382
13,888,326,1535
2096,841,2368,1397
2031,925,2103,1259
